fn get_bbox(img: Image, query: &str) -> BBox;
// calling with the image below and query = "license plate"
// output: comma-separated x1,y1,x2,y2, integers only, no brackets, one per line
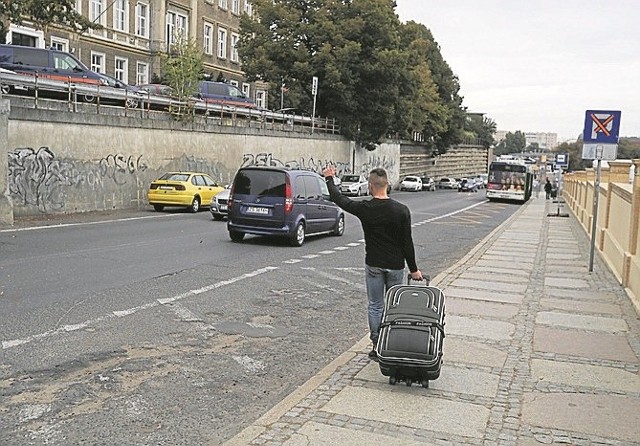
220,205,227,211
246,206,268,215
159,185,173,190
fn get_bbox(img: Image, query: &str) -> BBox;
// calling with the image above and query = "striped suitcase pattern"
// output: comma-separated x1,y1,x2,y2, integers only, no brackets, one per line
375,283,445,387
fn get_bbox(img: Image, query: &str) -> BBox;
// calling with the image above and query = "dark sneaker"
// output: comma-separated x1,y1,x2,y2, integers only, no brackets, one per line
368,350,379,362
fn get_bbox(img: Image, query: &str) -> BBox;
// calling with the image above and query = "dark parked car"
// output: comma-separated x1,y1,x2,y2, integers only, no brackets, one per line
458,178,478,192
227,167,345,246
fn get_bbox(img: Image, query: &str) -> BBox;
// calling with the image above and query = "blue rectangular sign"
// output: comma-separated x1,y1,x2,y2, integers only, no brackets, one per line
583,110,621,144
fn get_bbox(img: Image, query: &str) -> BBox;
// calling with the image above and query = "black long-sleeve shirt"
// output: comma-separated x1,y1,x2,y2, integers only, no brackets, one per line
326,177,418,272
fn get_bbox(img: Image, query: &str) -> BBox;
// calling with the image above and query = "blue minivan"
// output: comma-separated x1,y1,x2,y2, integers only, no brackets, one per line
227,167,345,246
197,81,256,109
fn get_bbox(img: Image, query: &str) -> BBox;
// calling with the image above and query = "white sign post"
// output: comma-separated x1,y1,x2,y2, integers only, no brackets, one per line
581,110,621,272
311,76,318,134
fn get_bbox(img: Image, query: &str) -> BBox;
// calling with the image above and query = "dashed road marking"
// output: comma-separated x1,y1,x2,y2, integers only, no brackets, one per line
1,266,278,350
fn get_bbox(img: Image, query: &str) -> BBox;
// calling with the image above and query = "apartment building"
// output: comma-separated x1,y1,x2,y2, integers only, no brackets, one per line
4,0,268,107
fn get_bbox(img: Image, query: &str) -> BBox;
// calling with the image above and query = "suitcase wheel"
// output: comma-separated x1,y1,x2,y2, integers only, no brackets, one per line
389,376,397,385
421,379,429,388
405,378,413,387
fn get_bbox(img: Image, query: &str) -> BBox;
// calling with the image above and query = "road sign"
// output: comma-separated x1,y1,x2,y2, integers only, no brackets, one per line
556,153,569,168
583,110,621,144
582,110,621,160
312,76,318,96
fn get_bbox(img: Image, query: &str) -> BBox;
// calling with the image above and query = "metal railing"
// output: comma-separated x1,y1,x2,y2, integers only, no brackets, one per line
0,71,340,135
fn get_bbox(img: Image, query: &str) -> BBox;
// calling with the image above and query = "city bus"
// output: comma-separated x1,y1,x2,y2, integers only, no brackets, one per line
486,160,533,203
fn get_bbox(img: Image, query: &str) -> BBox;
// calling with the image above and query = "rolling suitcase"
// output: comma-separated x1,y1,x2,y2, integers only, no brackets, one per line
375,276,445,388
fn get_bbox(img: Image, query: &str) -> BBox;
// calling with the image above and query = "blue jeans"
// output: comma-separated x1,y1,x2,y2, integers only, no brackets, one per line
365,265,405,346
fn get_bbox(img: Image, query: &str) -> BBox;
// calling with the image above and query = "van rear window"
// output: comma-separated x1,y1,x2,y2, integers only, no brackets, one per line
13,47,48,67
234,170,286,197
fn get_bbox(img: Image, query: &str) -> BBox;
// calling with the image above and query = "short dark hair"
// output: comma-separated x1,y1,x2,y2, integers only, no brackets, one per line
368,168,388,191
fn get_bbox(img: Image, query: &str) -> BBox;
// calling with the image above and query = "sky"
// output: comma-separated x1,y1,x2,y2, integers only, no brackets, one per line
394,0,640,142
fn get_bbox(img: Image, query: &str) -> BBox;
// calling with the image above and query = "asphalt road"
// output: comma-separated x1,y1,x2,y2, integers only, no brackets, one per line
0,189,519,445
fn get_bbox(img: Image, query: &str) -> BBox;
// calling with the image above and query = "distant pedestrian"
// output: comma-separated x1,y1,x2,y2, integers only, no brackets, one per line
544,178,552,199
322,164,424,361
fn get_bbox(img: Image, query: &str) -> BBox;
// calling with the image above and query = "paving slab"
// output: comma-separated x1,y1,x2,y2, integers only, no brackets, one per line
544,277,590,289
467,265,531,277
322,386,490,439
521,393,640,443
459,271,530,284
445,287,524,305
544,289,618,301
533,326,638,362
531,358,640,393
449,278,528,293
539,297,621,315
543,265,590,274
447,297,519,320
536,311,629,333
447,315,514,341
356,363,499,398
476,259,534,270
442,337,507,368
283,422,427,446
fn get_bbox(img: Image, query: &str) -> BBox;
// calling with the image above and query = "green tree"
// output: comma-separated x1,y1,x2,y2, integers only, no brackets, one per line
464,114,496,149
161,34,204,120
238,0,465,150
495,131,526,155
0,0,101,42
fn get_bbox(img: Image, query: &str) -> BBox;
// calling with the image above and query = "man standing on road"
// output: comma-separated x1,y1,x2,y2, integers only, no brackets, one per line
322,165,424,361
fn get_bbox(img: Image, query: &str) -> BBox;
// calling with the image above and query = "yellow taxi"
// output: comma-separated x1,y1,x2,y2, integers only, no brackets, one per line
148,172,224,213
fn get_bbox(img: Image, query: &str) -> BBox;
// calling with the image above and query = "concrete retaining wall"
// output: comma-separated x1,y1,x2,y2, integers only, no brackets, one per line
5,106,362,217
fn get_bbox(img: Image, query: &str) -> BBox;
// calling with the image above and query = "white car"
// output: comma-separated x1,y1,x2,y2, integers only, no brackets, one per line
340,174,369,196
437,177,459,189
210,187,231,220
399,176,422,192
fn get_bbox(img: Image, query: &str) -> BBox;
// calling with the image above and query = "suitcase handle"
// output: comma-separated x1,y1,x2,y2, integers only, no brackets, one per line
407,274,431,286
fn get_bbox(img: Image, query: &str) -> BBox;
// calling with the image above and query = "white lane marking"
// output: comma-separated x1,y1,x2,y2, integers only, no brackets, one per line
413,201,487,227
347,243,361,247
302,254,320,259
301,267,366,290
1,267,278,350
0,214,173,233
233,355,265,373
318,250,335,255
333,246,349,251
283,259,303,264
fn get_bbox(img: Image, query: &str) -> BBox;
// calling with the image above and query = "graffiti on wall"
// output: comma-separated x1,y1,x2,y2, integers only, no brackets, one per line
359,154,396,175
240,152,350,176
8,147,147,212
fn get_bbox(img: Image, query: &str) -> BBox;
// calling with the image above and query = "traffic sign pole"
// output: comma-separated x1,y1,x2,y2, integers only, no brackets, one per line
589,156,602,272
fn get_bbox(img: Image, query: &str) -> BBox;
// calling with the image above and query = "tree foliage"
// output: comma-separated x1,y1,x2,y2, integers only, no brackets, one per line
0,0,101,41
238,0,466,150
494,131,526,155
161,34,204,120
464,115,496,149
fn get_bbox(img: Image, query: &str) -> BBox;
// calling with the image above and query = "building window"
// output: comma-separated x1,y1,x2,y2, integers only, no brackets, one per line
244,1,253,16
242,83,250,98
136,2,149,38
166,11,188,45
256,89,266,109
91,52,105,73
230,33,239,62
90,0,105,26
229,80,238,88
50,37,69,51
115,57,128,83
75,0,82,14
217,27,227,59
136,62,149,85
219,0,228,9
203,22,213,55
114,0,128,32
232,0,240,14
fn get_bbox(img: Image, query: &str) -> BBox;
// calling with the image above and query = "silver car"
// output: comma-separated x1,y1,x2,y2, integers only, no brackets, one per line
210,187,231,220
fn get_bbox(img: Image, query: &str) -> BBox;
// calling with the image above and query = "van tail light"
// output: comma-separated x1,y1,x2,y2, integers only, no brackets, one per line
284,176,293,214
228,184,235,210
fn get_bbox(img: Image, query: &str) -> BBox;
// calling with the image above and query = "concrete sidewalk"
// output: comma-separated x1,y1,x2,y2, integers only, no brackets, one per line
224,197,640,446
